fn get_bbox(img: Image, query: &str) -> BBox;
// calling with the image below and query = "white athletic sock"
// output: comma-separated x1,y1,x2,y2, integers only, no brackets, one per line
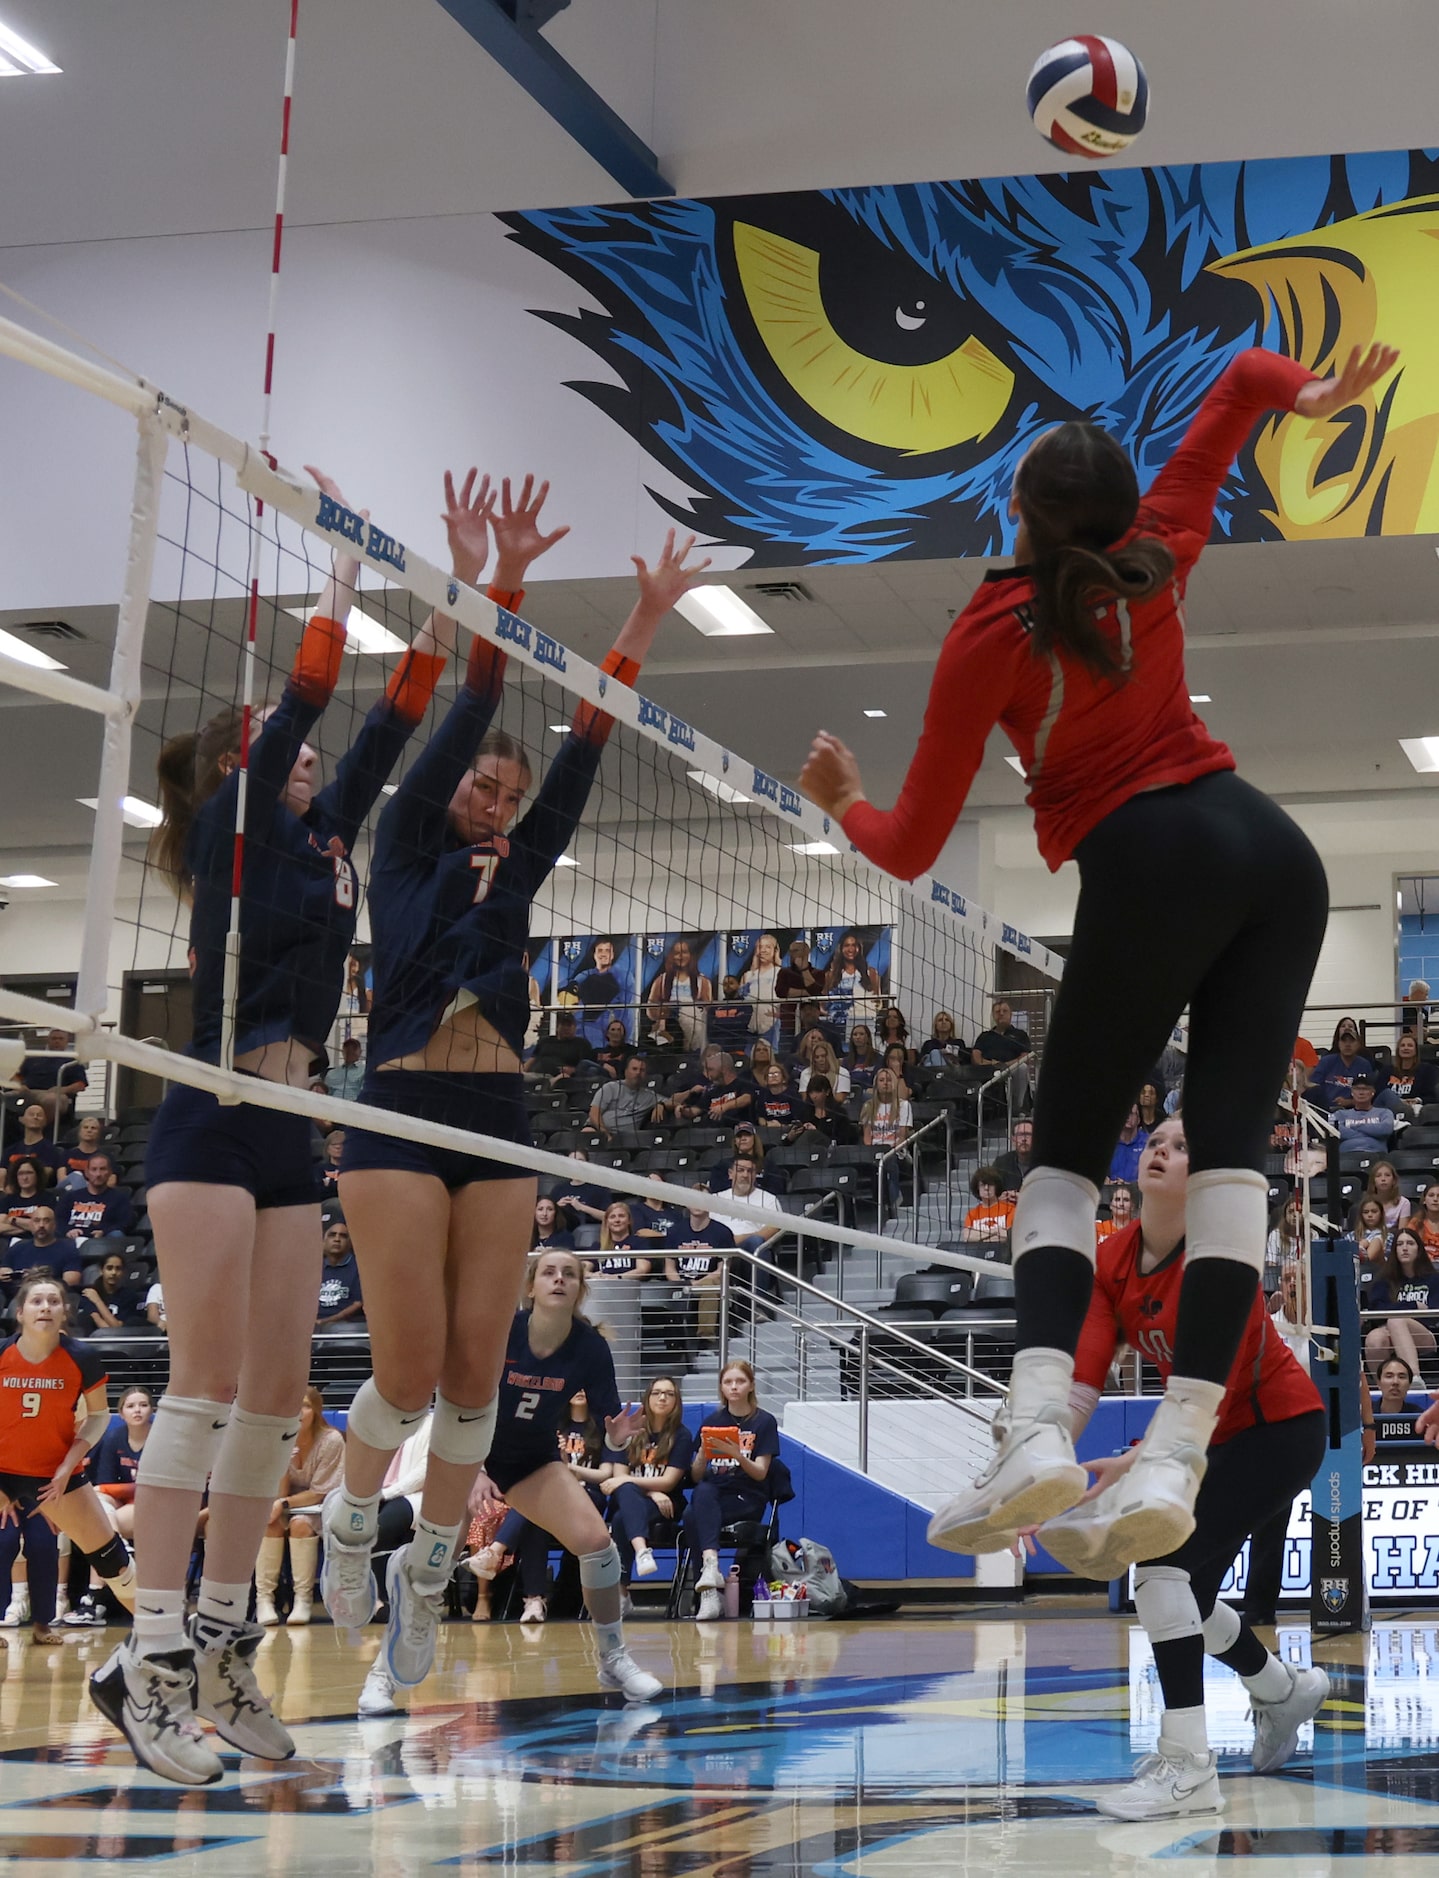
329,1486,381,1546
132,1588,188,1657
408,1516,463,1589
1160,1705,1209,1755
197,1577,252,1626
1163,1375,1227,1418
1244,1653,1294,1703
593,1615,624,1656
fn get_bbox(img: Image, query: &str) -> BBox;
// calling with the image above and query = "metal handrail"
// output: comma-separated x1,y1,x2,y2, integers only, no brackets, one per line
875,1106,952,1270
974,1063,1015,1161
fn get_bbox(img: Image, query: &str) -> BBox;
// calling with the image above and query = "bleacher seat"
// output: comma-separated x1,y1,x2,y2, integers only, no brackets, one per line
572,1225,602,1250
892,1269,974,1314
769,1141,828,1171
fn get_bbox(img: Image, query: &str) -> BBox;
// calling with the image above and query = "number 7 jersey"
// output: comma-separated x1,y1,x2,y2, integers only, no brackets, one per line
0,1333,108,1479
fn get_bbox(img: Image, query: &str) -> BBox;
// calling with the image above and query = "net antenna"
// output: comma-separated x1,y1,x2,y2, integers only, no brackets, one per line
0,313,1064,1289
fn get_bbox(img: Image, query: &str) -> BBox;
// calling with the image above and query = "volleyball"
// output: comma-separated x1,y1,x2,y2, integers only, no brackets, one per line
1026,35,1149,160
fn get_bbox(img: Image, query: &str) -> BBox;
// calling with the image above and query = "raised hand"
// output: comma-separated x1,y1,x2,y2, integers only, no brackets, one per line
440,468,494,587
632,530,714,619
604,1403,647,1449
304,464,365,594
490,474,570,589
1294,342,1400,420
799,731,865,821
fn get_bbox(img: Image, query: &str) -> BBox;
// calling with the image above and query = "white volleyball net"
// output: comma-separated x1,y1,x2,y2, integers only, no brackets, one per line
0,315,1062,1291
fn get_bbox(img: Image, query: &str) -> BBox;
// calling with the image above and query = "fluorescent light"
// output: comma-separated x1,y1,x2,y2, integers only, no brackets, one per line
285,604,405,657
1004,755,1026,777
548,723,569,734
687,769,752,805
1400,737,1439,775
78,795,163,829
863,709,887,719
381,783,398,795
0,20,61,74
554,853,580,868
0,874,55,889
1189,693,1212,704
0,626,65,671
674,586,774,638
790,840,839,856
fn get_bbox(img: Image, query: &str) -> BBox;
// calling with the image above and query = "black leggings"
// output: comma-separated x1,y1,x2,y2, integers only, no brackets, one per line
1151,1410,1326,1711
1019,770,1328,1370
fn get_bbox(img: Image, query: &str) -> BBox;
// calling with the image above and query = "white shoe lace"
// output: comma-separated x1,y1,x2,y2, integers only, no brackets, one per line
401,1571,444,1649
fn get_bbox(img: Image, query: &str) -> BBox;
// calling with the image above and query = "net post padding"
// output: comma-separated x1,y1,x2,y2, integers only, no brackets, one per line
76,411,168,1021
0,991,1000,1284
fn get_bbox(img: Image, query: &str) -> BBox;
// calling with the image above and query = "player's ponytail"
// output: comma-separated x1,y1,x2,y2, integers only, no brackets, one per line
1014,422,1175,683
151,706,245,895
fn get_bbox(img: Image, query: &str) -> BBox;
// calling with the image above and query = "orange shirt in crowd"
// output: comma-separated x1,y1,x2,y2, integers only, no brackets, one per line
964,1200,1015,1238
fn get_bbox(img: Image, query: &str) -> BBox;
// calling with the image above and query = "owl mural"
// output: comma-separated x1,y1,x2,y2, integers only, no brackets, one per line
503,149,1439,565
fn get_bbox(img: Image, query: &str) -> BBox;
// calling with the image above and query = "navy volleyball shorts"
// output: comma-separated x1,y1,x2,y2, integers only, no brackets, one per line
145,1079,320,1211
339,1071,533,1191
484,1448,557,1495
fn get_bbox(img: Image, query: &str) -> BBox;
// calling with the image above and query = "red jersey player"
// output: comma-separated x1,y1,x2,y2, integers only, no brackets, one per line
801,339,1398,1568
0,1273,137,1640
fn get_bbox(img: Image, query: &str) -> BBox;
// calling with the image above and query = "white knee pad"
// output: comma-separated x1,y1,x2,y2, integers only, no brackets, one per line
1133,1563,1202,1644
209,1407,297,1500
137,1395,231,1494
1185,1169,1269,1274
1202,1599,1242,1655
1011,1166,1100,1264
429,1393,497,1468
578,1540,622,1592
347,1378,430,1453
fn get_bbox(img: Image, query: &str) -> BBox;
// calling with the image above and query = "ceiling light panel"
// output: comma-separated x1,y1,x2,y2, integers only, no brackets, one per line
0,20,60,74
674,587,774,638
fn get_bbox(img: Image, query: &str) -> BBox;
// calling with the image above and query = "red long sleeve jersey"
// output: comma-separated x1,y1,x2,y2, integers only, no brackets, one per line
1074,1221,1320,1444
843,349,1315,876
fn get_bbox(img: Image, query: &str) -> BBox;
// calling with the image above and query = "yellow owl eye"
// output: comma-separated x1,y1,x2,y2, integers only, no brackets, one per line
731,222,1014,456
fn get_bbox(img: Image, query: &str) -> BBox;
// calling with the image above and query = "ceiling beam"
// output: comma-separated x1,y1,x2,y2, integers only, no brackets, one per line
433,0,673,200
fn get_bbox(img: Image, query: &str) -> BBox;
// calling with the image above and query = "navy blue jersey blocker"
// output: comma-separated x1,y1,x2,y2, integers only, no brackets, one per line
487,1309,621,1481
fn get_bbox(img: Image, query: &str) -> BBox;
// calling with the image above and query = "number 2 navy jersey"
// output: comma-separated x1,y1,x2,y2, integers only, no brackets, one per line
365,623,637,1065
1074,1220,1320,1443
186,616,446,1063
489,1309,621,1474
0,1333,108,1480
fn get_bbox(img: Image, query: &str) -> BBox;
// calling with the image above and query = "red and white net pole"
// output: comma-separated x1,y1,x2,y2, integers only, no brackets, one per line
222,0,299,1078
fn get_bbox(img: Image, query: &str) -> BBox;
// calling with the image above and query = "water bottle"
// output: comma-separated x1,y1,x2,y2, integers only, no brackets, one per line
724,1563,741,1620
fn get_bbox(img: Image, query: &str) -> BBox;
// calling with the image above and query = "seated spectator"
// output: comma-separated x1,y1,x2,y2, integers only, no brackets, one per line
791,1004,841,1069
1404,980,1433,1040
590,1202,653,1278
53,1154,133,1243
775,939,825,1046
1336,1076,1398,1164
316,1216,364,1325
708,977,753,1055
756,1062,803,1132
1365,1226,1439,1382
746,1037,777,1086
59,1115,107,1187
1306,1017,1373,1110
1096,1180,1135,1246
1107,1105,1149,1184
963,1166,1015,1244
791,1075,857,1145
991,1111,1036,1201
2,1160,53,1237
13,1028,87,1125
862,1066,913,1209
324,1036,365,1104
874,1006,915,1066
1264,1191,1305,1290
145,1275,167,1332
320,1128,345,1196
553,1149,612,1227
6,1104,66,1182
594,1018,633,1081
1136,1081,1165,1134
586,1054,662,1140
919,1011,967,1069
664,1189,734,1351
1381,1030,1438,1118
1375,1354,1428,1417
528,1011,597,1084
76,1248,145,1333
684,1360,780,1621
629,1173,683,1242
971,998,1032,1109
1354,1194,1388,1268
257,1385,345,1627
797,1038,850,1098
879,1043,913,1102
845,1023,880,1095
1366,1159,1412,1232
89,1384,153,1539
2,1205,81,1293
531,1194,574,1252
1268,1261,1310,1364
671,1047,755,1125
710,1155,786,1255
602,1374,694,1590
1416,1183,1439,1260
705,1122,768,1192
1164,1078,1184,1117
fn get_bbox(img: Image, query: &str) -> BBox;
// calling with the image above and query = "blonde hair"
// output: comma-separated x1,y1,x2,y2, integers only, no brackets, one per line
525,1246,591,1311
600,1201,635,1252
719,1357,759,1414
